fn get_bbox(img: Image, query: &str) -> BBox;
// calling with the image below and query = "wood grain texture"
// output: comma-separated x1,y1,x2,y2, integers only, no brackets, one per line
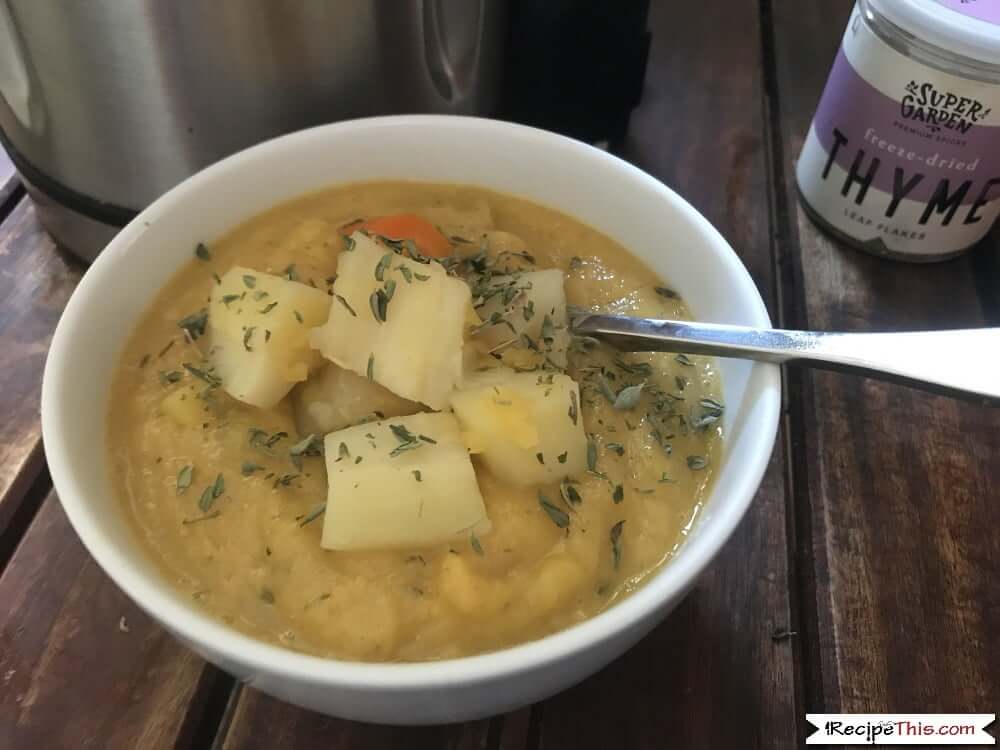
0,199,84,539
219,688,493,750
769,0,1000,716
0,492,213,748
530,2,799,749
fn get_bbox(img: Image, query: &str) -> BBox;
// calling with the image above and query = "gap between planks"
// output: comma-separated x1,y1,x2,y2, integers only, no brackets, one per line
758,0,833,742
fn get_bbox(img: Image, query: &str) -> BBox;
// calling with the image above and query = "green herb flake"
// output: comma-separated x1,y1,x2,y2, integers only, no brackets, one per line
176,465,194,494
211,473,225,499
241,462,264,476
212,272,222,285
335,294,357,317
397,265,413,283
283,264,299,281
375,253,392,282
139,354,151,368
198,485,215,513
658,473,677,484
182,510,221,525
194,242,211,261
536,452,545,465
654,286,679,299
687,455,707,471
557,452,568,464
242,274,257,289
337,442,351,461
289,434,323,457
259,301,278,314
183,363,222,388
265,329,272,343
299,503,326,527
470,533,484,556
273,473,300,488
675,353,695,367
612,484,624,504
369,289,387,323
243,326,255,351
613,382,645,411
343,234,356,251
560,480,582,505
292,309,304,324
221,293,240,306
568,390,579,425
607,442,625,456
177,309,208,340
587,437,598,472
538,491,570,529
159,370,182,385
366,353,375,384
412,469,422,482
253,290,269,301
414,273,431,281
610,520,625,568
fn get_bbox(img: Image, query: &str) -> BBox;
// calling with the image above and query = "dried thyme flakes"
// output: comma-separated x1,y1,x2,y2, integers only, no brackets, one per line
241,461,264,476
538,491,570,528
470,532,484,555
653,286,678,299
687,455,707,471
176,465,194,494
194,242,211,261
299,503,326,527
610,520,625,569
335,294,357,317
242,274,257,289
388,423,423,457
177,309,208,340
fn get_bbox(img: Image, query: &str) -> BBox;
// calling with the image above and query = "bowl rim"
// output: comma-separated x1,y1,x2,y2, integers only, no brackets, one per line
41,115,780,690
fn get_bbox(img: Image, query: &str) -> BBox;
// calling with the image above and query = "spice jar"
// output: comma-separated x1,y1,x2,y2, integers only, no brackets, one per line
796,0,1000,262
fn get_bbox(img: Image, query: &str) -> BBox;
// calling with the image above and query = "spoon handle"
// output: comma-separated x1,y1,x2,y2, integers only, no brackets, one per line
570,313,1000,405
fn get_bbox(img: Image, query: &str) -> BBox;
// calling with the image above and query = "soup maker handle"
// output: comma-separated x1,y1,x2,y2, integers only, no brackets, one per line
570,313,1000,406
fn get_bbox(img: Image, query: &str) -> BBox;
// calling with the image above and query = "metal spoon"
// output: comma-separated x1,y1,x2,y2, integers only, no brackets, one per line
570,313,1000,405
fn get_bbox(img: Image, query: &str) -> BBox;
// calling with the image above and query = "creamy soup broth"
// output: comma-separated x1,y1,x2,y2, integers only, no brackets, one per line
108,182,723,661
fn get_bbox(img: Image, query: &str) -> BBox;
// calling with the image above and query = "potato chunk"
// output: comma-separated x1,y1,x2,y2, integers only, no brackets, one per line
449,367,587,485
321,413,489,550
309,233,470,409
474,269,570,368
291,363,420,436
209,267,331,408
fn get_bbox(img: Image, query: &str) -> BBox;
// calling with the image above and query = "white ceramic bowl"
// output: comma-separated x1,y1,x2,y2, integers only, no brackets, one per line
41,116,780,724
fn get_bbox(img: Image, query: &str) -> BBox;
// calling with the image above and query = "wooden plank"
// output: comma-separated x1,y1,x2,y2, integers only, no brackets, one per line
0,200,84,540
0,492,221,748
528,2,799,749
219,689,492,750
769,0,1000,715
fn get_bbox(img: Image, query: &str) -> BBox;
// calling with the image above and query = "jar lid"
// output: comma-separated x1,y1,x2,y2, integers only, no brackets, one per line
871,0,1000,68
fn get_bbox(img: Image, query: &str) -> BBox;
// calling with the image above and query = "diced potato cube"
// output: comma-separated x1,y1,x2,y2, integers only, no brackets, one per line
449,367,587,485
474,269,570,368
208,266,332,409
309,232,470,409
321,412,489,550
291,363,420,436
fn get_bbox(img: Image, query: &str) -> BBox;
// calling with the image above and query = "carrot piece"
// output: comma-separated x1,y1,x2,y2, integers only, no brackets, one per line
339,213,452,258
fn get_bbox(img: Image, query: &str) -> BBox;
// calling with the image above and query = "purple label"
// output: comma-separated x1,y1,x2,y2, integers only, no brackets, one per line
812,48,1000,205
934,0,1000,26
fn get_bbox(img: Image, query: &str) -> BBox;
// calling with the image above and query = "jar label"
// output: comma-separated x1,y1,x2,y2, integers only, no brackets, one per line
933,0,1000,27
796,6,1000,258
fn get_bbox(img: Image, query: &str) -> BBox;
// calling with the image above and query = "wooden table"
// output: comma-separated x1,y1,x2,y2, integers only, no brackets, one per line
1,2,997,747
